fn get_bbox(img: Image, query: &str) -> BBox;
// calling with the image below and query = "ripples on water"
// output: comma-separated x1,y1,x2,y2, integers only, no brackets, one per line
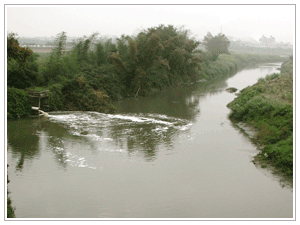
7,63,293,218
46,111,193,168
49,111,192,129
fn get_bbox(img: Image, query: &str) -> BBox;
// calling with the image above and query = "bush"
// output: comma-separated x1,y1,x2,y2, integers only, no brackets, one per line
49,83,64,111
61,76,116,113
265,73,280,81
7,59,32,89
261,135,293,175
80,64,127,100
7,87,31,119
244,96,275,120
227,88,263,120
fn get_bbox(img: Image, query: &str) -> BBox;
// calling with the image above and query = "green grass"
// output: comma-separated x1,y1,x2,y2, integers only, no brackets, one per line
227,59,293,177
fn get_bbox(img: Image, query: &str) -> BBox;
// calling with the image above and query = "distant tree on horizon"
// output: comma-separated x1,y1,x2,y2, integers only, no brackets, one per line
259,35,276,46
202,32,230,60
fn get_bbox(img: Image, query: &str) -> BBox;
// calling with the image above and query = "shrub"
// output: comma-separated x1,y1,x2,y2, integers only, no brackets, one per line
227,88,263,120
7,87,31,119
244,96,275,120
61,76,116,113
261,135,293,175
265,73,280,81
257,77,266,83
49,83,64,111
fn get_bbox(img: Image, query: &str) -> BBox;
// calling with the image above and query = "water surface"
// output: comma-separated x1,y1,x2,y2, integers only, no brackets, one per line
7,63,293,218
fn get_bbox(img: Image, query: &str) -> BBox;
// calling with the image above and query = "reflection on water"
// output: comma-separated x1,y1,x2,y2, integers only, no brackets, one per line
8,111,194,171
48,112,193,163
113,70,236,118
7,73,234,170
259,63,282,74
7,62,293,218
259,66,277,74
7,119,41,171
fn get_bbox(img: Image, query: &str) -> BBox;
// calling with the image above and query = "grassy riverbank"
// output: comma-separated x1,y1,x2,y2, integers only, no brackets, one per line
6,52,286,120
227,58,293,177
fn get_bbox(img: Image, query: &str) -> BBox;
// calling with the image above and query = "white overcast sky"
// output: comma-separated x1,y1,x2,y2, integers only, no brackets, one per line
5,3,295,43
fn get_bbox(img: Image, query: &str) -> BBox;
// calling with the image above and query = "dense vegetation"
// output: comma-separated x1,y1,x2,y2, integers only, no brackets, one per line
6,25,292,216
202,32,230,61
227,58,293,177
39,26,203,104
7,87,32,119
7,33,39,89
7,25,285,119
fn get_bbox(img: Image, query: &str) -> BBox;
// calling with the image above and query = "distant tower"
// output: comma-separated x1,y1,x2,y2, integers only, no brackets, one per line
221,26,222,34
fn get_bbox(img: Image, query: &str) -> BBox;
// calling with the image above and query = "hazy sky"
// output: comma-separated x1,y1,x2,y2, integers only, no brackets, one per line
6,4,295,43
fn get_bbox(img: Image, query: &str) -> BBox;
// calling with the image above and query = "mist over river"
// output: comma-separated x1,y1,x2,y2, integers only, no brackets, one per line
7,62,293,218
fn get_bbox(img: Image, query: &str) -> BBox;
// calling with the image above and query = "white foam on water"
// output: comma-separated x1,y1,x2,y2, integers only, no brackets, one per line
82,133,113,142
49,112,191,131
52,146,97,170
107,114,174,126
48,112,193,161
178,122,194,131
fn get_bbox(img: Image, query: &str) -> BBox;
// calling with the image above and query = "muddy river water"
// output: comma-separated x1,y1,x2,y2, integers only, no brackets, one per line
7,62,293,218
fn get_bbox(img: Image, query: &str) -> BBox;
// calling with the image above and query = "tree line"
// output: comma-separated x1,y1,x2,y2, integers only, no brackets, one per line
7,24,232,115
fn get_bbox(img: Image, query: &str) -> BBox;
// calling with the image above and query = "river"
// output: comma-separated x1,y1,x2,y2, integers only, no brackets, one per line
6,62,293,219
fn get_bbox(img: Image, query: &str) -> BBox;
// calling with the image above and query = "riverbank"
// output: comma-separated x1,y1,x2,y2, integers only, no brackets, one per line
227,58,293,178
7,62,294,218
6,52,286,120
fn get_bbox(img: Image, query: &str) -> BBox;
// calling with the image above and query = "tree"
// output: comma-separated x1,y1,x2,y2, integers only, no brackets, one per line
53,31,67,58
116,34,130,60
259,35,276,46
42,31,77,84
202,32,230,60
107,25,201,95
73,33,98,64
7,32,38,89
7,32,33,66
